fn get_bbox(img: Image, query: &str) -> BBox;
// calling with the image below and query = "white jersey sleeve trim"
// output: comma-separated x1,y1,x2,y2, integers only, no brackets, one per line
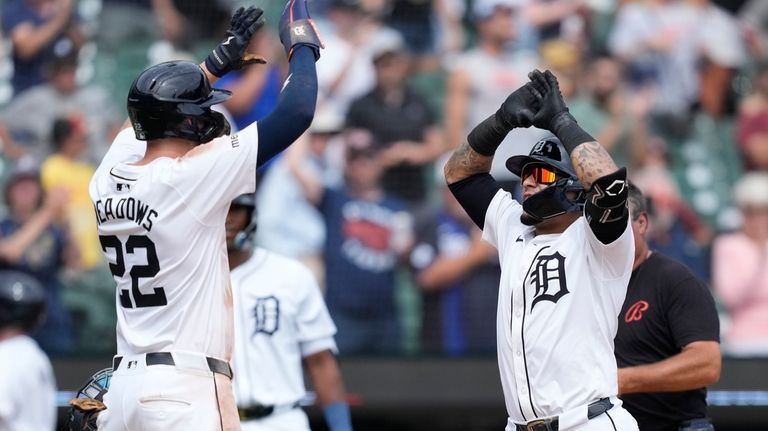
482,189,522,250
300,337,338,357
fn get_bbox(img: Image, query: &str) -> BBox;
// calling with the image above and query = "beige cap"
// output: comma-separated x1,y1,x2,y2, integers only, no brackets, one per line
734,172,768,207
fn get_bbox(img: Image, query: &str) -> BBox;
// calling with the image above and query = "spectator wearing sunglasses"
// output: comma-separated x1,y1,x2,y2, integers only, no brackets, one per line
443,70,638,430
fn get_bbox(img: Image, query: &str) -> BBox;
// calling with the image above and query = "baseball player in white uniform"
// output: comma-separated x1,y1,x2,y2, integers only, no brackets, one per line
227,194,353,431
444,70,639,431
89,2,324,429
0,271,56,431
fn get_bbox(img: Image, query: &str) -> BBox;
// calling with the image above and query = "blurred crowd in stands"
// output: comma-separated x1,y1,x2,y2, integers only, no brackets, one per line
1,0,767,358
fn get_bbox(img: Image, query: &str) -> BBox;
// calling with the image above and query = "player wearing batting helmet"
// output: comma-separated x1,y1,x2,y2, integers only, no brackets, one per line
89,1,323,429
0,271,56,431
444,69,638,430
226,194,353,431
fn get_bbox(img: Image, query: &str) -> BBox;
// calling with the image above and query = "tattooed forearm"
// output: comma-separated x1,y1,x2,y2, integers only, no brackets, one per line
444,141,494,184
571,141,619,189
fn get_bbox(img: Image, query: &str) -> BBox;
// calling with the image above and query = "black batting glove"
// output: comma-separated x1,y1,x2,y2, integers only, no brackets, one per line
528,69,575,131
529,69,595,153
205,6,266,78
497,82,541,129
468,83,540,156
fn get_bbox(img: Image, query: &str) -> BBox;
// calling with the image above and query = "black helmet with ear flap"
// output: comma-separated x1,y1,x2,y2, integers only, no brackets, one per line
506,135,579,180
506,136,586,225
127,61,232,143
231,193,257,250
0,271,45,332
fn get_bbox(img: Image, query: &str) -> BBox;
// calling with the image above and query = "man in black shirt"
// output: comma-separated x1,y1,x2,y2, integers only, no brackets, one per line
345,34,443,206
615,184,721,431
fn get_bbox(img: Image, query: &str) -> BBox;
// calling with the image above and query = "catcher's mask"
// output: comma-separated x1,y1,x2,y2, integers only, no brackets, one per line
231,193,257,250
127,60,232,144
64,368,112,431
506,136,586,225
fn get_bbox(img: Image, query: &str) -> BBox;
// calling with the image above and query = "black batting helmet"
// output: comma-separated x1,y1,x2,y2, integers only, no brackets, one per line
0,271,45,332
506,136,586,224
127,61,232,143
231,193,257,250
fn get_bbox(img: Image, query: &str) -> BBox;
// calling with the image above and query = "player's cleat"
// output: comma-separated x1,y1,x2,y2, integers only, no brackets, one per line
279,0,324,61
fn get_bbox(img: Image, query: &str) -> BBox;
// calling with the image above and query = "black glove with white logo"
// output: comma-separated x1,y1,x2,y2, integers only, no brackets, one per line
205,6,266,78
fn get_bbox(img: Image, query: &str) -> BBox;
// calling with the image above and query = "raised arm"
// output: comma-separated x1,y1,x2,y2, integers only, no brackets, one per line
254,0,323,167
528,70,618,189
8,0,75,60
117,5,267,133
528,69,629,243
444,83,540,228
0,188,68,264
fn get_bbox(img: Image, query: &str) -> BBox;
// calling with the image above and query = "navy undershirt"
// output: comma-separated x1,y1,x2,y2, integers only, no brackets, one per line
255,46,317,168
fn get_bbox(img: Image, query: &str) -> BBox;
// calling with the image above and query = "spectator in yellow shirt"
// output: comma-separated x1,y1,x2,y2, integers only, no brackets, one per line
40,116,100,270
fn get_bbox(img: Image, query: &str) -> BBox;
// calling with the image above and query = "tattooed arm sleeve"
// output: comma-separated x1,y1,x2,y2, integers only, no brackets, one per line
444,142,502,229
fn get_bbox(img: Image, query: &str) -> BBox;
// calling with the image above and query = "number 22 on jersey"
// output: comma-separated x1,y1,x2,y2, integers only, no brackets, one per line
99,235,167,308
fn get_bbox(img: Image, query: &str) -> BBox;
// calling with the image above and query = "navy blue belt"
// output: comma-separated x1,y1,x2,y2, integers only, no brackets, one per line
514,398,614,431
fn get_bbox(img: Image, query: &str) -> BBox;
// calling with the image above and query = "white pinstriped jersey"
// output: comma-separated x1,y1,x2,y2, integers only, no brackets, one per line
482,189,634,423
89,125,259,360
231,248,337,407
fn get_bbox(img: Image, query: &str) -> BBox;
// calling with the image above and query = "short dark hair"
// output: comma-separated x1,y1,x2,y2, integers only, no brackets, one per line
51,117,75,151
627,182,647,221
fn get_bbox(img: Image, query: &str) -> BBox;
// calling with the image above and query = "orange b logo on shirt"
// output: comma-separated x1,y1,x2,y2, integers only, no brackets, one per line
625,300,649,323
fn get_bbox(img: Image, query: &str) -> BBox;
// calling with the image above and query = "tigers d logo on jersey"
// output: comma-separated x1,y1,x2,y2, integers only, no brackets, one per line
252,296,280,336
529,251,569,311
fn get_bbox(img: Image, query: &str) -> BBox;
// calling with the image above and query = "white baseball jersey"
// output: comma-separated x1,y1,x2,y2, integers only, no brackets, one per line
89,125,259,360
0,335,56,431
482,190,634,424
231,248,337,408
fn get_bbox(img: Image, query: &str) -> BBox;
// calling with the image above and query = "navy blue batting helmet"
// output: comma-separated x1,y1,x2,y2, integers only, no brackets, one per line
0,271,45,332
231,193,257,250
127,61,232,143
506,136,586,224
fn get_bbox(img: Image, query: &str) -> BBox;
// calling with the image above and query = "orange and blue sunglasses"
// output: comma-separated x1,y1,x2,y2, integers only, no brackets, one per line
521,163,559,185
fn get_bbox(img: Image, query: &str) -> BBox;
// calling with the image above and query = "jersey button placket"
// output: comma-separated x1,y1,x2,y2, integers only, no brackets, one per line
510,269,529,417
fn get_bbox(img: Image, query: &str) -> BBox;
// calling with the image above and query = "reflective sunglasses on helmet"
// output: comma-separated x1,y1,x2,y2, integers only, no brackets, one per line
521,163,559,185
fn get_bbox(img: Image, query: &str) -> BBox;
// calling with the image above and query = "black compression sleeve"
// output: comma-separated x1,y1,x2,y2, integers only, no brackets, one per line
447,174,502,229
467,111,510,156
585,167,629,244
550,112,595,154
256,46,317,167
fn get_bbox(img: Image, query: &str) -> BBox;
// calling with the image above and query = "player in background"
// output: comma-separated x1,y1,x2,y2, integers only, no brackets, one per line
0,271,56,431
227,194,353,431
89,1,323,429
444,69,638,430
615,184,720,431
